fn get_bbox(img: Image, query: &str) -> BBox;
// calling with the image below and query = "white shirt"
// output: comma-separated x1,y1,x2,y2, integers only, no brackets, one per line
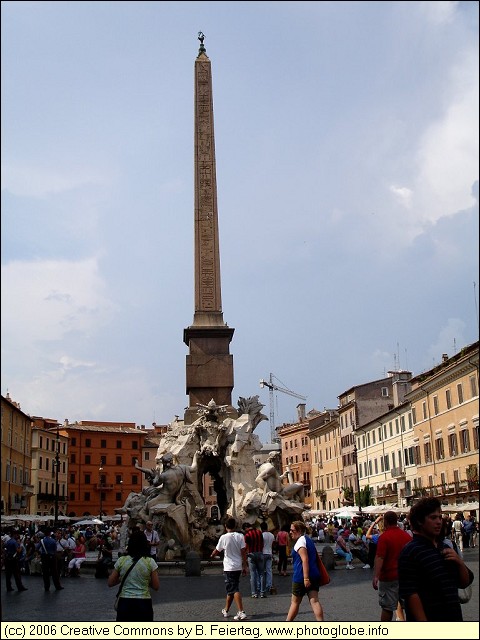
144,528,160,556
215,531,246,571
262,531,275,555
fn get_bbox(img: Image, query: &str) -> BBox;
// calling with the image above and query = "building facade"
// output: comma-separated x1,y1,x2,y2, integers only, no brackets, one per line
30,418,68,517
1,394,34,515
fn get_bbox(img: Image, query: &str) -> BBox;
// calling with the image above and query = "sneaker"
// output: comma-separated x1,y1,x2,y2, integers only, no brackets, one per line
221,609,229,618
234,611,247,621
346,564,355,570
362,564,370,569
251,593,258,598
260,593,266,598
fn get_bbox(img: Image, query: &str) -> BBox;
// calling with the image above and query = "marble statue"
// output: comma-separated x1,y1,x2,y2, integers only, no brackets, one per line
117,395,306,558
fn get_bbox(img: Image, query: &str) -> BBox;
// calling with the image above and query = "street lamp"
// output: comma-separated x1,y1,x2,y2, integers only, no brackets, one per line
353,444,363,515
53,425,60,528
99,465,104,521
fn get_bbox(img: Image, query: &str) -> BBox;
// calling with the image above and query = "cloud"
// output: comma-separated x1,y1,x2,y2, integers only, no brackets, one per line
1,163,115,199
1,257,116,344
390,185,413,209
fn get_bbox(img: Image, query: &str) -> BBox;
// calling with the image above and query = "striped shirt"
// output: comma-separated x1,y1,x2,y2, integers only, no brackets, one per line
398,534,472,621
244,528,264,553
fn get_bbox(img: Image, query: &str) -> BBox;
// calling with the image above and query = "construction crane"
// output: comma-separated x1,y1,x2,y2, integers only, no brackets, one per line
259,373,307,443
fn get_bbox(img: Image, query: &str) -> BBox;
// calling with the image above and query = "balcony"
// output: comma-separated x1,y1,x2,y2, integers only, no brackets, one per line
391,466,405,479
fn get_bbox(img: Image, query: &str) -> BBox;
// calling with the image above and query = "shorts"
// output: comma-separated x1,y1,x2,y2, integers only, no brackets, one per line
378,580,399,612
292,579,321,597
224,570,241,595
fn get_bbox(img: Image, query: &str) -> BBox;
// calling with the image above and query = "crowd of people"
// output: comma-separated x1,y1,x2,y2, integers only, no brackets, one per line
2,500,477,623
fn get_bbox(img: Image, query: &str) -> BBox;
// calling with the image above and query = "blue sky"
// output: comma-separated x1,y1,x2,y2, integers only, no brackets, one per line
2,1,478,444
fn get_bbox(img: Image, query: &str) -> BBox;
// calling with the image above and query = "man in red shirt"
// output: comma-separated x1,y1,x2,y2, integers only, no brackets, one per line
243,523,265,598
372,511,411,621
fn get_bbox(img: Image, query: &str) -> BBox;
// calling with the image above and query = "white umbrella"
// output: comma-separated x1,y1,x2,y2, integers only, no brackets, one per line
75,518,103,526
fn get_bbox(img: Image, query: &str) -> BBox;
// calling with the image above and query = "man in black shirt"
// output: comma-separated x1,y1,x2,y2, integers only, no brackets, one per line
399,497,473,621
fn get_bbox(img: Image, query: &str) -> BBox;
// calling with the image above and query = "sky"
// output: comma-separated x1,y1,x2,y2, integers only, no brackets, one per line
1,1,479,445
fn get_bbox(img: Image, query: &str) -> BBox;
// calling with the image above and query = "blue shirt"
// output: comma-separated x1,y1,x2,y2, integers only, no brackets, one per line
291,535,320,583
38,535,56,556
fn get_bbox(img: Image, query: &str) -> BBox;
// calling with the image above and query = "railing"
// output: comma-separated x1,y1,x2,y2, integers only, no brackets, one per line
391,466,405,478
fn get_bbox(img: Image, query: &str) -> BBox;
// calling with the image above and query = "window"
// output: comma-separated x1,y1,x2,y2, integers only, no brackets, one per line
433,396,439,415
84,492,90,501
381,387,389,397
457,384,464,405
285,442,288,450
45,458,49,471
39,436,43,448
38,481,42,493
445,390,452,410
435,437,445,460
132,441,138,450
100,456,106,465
116,440,122,449
460,430,470,453
448,433,458,457
132,475,138,485
70,492,75,501
85,455,91,464
424,441,432,463
372,431,376,444
101,439,107,448
116,493,122,501
116,474,122,484
422,402,427,420
389,422,393,437
412,407,417,424
70,473,75,484
414,445,421,464
84,474,91,484
116,456,122,465
70,453,76,464
469,375,478,398
145,452,150,461
39,456,43,470
71,437,76,446
384,455,390,471
85,438,91,447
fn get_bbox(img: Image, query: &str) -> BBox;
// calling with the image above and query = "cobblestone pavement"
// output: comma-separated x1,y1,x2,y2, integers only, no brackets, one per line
1,547,478,623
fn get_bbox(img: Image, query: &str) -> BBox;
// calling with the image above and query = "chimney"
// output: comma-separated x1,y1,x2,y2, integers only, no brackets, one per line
297,403,306,421
442,354,448,363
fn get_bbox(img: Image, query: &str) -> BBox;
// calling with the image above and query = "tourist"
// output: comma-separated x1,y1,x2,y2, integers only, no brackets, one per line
372,510,411,621
210,517,248,620
398,497,474,621
261,521,275,595
276,525,289,576
335,529,354,569
286,520,324,621
108,529,159,621
143,521,160,559
68,534,86,576
243,522,265,598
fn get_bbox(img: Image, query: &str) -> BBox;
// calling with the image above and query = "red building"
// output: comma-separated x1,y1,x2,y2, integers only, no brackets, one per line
62,421,146,518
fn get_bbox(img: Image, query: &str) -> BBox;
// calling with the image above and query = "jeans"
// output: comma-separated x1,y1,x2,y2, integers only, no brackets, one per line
247,552,265,595
335,547,352,564
263,554,272,592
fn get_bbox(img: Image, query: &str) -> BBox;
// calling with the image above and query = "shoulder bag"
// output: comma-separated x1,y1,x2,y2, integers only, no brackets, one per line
114,557,140,611
316,551,331,586
458,584,472,604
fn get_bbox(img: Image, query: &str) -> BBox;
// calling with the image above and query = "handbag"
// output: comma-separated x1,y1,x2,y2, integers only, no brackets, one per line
458,584,472,604
114,557,140,611
316,552,331,586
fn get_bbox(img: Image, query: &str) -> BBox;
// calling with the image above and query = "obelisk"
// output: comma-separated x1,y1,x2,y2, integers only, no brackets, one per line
183,33,235,425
